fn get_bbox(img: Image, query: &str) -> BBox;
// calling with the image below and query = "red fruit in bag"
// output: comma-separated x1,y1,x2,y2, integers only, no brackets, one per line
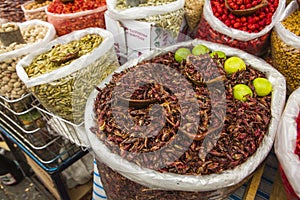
210,0,279,33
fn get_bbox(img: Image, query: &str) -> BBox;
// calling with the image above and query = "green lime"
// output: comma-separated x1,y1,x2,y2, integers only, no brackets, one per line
174,47,191,62
233,84,253,101
224,56,246,74
210,51,226,59
253,77,272,97
192,44,210,56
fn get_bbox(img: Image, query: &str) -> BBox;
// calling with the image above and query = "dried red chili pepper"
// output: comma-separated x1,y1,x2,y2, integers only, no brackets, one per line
48,0,106,14
47,0,107,35
91,51,272,176
294,111,300,159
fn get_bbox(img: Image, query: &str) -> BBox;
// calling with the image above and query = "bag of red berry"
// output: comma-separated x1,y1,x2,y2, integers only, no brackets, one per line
275,87,300,199
194,0,285,56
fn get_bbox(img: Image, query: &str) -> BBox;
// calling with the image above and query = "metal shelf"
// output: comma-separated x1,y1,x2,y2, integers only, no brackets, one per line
0,96,90,200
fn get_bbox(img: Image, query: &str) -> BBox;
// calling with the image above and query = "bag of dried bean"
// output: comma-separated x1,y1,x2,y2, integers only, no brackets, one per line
85,39,286,199
194,0,286,56
0,20,56,110
16,28,120,124
21,0,51,22
271,0,300,94
46,0,107,36
275,87,300,199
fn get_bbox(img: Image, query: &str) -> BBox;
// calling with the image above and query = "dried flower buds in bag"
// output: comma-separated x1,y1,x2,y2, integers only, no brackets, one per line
271,0,300,94
85,40,286,199
46,0,107,36
194,0,285,56
17,28,120,124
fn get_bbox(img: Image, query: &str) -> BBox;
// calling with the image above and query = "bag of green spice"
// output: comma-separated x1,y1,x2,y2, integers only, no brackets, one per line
16,28,120,124
271,0,300,94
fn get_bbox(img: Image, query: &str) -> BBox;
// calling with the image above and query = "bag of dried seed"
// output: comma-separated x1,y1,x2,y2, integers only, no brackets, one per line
107,0,185,38
275,87,300,199
85,39,286,199
194,0,286,56
16,28,120,124
0,20,56,111
271,0,300,94
184,0,205,33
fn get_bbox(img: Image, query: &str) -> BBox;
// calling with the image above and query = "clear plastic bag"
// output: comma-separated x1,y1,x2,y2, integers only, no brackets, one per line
46,6,107,36
106,0,185,37
275,87,300,199
21,1,49,21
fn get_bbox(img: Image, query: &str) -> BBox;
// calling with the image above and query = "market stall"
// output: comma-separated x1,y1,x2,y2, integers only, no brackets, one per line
0,0,300,199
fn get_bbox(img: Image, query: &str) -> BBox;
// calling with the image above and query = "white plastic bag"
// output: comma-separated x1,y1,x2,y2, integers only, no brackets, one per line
106,0,184,20
274,0,300,48
195,0,286,56
60,150,93,189
85,39,286,192
202,0,286,41
21,1,48,21
275,87,300,198
0,20,56,61
16,28,119,124
271,0,300,93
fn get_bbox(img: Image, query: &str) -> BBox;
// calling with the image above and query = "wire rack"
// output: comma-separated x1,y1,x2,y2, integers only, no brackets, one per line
0,93,83,169
31,99,89,147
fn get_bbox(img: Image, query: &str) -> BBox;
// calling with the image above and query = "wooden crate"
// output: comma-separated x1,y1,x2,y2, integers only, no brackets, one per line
24,153,92,200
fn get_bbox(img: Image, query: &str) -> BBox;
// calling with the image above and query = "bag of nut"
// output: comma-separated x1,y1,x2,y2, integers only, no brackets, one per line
16,28,120,124
0,20,56,102
271,0,300,94
85,39,286,199
46,0,107,36
194,0,286,56
275,86,300,199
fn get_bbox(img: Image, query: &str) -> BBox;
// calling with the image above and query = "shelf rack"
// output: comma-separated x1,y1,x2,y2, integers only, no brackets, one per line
0,93,90,200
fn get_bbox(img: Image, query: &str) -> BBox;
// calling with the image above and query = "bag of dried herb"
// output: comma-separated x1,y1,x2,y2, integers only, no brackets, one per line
16,28,120,124
194,0,286,56
271,0,300,94
106,0,185,38
85,39,286,199
275,87,300,199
